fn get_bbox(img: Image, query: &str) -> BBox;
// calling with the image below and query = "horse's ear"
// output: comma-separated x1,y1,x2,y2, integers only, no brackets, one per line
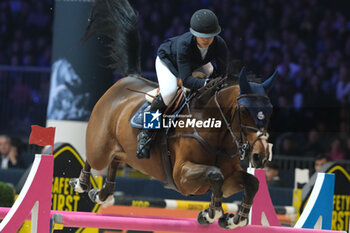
262,70,278,93
239,67,250,94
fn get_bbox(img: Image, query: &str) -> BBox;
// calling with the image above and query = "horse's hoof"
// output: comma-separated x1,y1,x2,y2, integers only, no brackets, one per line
197,209,211,225
88,189,115,206
88,188,101,204
197,208,223,225
69,178,88,193
218,213,248,229
101,194,115,207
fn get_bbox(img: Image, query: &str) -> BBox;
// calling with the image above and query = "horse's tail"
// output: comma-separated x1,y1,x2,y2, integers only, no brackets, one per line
82,0,141,76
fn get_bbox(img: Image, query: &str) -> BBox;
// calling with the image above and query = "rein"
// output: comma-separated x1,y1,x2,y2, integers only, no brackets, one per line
126,87,156,98
168,89,226,158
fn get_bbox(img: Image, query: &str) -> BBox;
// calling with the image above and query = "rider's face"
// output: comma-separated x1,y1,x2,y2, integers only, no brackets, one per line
196,36,214,48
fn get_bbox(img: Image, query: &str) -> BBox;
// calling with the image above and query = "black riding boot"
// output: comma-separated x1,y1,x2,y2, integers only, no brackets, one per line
136,94,166,159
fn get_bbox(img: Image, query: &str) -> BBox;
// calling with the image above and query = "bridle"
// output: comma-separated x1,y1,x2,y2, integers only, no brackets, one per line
169,87,270,161
214,92,269,160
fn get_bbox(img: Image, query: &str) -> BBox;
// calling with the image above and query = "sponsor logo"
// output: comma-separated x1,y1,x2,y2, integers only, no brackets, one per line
163,117,221,128
144,112,221,129
143,110,162,129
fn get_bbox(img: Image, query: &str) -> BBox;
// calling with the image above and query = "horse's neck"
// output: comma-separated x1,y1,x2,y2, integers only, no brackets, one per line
184,86,239,142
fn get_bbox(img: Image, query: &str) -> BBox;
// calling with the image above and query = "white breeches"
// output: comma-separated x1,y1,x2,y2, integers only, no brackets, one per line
155,56,213,106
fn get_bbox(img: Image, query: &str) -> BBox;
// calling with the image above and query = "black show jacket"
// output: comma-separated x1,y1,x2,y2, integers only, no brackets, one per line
157,32,228,90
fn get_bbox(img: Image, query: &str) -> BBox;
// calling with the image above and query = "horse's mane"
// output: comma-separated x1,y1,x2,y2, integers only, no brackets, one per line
82,0,141,75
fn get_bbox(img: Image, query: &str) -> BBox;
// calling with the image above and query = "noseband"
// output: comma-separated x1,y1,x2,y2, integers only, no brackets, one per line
214,92,269,160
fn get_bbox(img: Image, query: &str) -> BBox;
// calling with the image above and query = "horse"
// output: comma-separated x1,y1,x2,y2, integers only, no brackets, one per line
69,0,277,229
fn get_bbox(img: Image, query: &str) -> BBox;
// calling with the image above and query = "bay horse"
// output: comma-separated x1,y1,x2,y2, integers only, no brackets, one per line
69,0,277,229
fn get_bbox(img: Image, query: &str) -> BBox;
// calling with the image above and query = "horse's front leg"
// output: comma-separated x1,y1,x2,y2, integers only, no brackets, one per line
198,166,225,225
173,161,224,225
219,170,259,229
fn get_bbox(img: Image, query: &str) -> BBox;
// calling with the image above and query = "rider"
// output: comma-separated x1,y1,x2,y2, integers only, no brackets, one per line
136,9,228,159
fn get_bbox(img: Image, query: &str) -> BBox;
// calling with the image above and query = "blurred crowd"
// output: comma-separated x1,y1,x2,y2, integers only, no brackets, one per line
0,0,52,66
1,0,350,161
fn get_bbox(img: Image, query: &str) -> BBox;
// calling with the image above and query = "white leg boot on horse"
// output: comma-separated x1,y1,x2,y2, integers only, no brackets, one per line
136,94,166,159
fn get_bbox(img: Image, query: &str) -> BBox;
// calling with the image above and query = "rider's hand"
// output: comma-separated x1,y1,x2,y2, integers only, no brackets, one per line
205,76,223,88
8,146,18,165
197,76,223,94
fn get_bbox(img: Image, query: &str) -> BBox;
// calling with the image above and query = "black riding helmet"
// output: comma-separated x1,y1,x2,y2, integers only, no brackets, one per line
190,9,221,38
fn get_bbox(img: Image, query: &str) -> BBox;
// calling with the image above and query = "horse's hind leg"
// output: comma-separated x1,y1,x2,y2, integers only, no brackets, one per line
69,161,92,193
88,157,119,206
219,170,259,229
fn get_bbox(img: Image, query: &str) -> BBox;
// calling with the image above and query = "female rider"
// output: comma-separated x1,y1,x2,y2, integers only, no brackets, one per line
137,9,228,159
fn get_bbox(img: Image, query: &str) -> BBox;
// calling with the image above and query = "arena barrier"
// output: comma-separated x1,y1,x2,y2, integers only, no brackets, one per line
112,195,296,215
0,207,344,233
0,154,345,233
110,195,297,225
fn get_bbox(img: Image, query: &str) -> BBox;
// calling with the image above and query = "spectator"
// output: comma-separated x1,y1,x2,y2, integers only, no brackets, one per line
302,129,324,157
336,62,350,105
326,137,345,161
314,154,332,173
344,137,350,160
10,137,33,168
264,161,285,187
0,135,25,169
276,134,300,156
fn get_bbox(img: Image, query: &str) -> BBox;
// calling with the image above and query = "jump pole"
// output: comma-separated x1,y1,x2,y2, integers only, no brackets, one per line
112,196,296,215
52,212,346,233
0,207,345,233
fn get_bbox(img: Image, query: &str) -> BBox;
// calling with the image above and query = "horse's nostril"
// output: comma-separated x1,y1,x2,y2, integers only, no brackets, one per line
253,153,259,161
262,159,268,166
